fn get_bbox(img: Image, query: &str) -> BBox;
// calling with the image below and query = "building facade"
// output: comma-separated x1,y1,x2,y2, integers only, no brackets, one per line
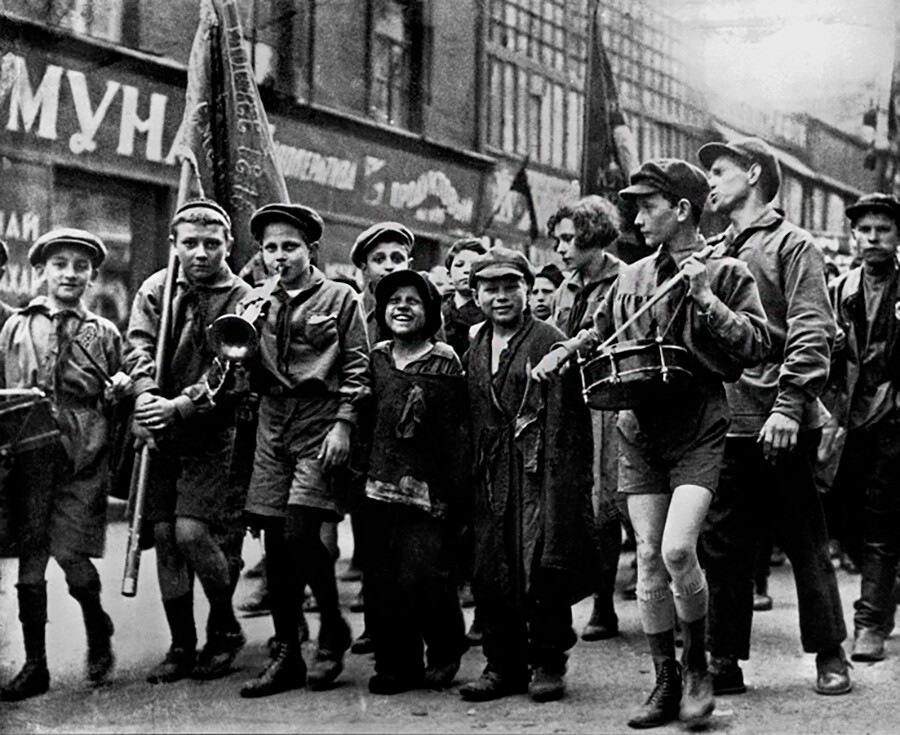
0,0,879,324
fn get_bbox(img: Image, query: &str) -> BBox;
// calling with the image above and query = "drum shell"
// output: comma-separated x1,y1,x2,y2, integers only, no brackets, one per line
580,340,695,410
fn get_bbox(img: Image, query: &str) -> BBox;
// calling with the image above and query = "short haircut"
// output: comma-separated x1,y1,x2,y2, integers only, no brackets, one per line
444,237,488,271
659,192,703,227
546,195,620,250
170,207,233,239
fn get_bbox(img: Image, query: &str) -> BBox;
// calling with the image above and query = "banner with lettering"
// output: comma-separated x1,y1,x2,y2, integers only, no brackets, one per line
171,0,289,268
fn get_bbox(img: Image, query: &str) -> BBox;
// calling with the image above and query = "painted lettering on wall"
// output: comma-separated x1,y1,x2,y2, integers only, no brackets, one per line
387,170,474,225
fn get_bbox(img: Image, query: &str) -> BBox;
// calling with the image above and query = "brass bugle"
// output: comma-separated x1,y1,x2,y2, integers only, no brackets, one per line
207,265,282,362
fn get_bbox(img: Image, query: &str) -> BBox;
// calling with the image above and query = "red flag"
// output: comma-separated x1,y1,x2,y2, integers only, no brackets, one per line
171,0,289,268
509,157,539,242
580,0,638,198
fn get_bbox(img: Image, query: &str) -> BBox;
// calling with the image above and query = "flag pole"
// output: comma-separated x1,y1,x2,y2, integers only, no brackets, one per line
479,155,532,238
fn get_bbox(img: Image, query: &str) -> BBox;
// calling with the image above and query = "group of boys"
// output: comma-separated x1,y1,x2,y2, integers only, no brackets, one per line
2,134,899,731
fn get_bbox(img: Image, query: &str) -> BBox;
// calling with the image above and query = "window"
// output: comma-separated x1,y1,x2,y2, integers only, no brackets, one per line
250,0,315,103
486,0,588,171
369,0,428,131
5,0,125,42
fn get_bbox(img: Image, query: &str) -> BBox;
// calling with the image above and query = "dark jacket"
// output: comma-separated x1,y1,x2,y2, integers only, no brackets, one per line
466,316,595,606
715,208,835,435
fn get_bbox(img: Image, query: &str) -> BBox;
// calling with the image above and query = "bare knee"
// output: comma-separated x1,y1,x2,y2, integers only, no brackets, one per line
662,542,695,575
636,541,667,588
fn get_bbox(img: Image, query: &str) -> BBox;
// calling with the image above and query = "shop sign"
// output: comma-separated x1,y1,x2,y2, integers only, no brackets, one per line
0,158,50,305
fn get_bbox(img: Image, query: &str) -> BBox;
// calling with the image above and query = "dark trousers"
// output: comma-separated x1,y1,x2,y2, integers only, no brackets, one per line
702,432,846,659
366,500,465,679
477,566,577,680
837,413,900,631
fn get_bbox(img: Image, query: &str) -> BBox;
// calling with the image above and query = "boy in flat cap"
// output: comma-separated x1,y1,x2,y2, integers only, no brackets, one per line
0,229,131,700
822,193,900,663
698,137,852,697
363,269,468,694
535,159,768,729
459,246,595,704
352,221,414,341
548,195,625,644
125,199,252,684
239,202,370,697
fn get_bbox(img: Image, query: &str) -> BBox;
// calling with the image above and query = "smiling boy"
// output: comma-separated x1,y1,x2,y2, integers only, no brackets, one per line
0,229,129,700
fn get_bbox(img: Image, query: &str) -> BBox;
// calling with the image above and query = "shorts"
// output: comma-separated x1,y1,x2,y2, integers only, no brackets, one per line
245,394,344,520
145,425,242,529
617,388,729,495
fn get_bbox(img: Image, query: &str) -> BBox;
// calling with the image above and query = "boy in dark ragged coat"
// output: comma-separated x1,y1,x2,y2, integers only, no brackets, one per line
364,269,469,694
460,247,595,704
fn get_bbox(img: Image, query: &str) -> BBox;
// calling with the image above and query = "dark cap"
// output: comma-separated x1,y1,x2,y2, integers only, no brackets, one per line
845,193,900,226
697,137,782,202
468,246,535,289
250,203,324,243
173,198,232,229
619,159,710,211
351,222,414,268
374,269,443,339
535,263,564,288
28,228,107,267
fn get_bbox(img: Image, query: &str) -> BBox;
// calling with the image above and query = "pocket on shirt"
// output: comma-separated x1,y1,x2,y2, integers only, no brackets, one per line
304,312,339,351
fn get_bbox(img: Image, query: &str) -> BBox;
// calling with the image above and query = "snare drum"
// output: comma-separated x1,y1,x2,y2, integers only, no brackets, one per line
0,390,61,457
579,339,695,410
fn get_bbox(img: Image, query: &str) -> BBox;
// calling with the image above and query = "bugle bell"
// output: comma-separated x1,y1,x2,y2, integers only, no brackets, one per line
207,314,260,362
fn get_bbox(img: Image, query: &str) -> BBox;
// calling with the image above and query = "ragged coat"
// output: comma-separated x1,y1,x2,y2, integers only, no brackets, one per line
466,316,595,607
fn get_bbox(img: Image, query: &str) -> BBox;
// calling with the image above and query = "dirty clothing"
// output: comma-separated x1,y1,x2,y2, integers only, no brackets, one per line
242,267,370,519
441,293,484,359
0,297,122,557
467,316,594,676
365,341,469,681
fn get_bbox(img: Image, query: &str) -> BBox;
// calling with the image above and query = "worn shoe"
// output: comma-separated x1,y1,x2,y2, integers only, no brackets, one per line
459,669,529,702
581,598,619,641
240,641,306,698
147,647,195,684
752,593,773,612
238,588,272,618
680,668,715,728
192,630,246,680
851,628,885,662
0,659,50,701
350,630,373,655
815,647,852,695
86,612,115,686
709,656,746,695
307,616,351,690
627,659,682,729
424,661,460,689
368,672,424,695
529,667,566,702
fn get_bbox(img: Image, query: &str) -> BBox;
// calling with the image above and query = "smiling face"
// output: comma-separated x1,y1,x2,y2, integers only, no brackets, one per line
362,240,410,285
173,220,232,284
384,283,428,340
36,244,95,308
260,221,315,288
633,192,682,248
706,155,752,215
475,275,528,330
852,211,900,267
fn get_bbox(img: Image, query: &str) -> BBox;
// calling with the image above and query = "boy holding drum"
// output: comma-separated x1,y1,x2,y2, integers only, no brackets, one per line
534,159,769,729
0,229,130,700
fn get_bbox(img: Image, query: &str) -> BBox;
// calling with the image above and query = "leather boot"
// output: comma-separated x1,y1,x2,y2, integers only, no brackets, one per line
678,616,714,725
307,615,351,690
627,659,682,729
240,641,306,698
852,627,886,662
71,584,115,686
0,584,50,702
815,646,852,695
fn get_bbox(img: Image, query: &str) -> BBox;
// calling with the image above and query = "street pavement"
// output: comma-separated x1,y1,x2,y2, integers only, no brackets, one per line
2,509,900,734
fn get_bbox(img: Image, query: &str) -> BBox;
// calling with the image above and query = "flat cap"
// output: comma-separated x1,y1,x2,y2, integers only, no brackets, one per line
28,228,107,267
620,158,711,211
374,269,443,339
697,137,781,202
250,203,324,243
351,221,414,268
173,198,232,229
535,262,564,288
468,245,534,288
845,193,900,226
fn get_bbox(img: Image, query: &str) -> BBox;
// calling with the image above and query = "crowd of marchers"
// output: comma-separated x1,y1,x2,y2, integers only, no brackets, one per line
2,135,900,732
